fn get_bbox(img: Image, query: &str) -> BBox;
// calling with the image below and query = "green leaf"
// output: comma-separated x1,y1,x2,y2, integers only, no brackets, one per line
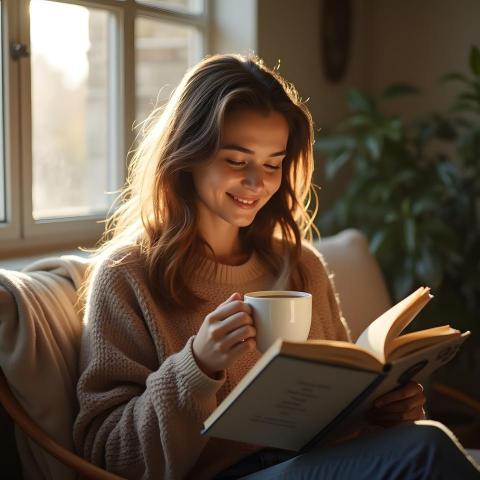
404,217,416,254
449,101,479,114
325,150,351,180
314,135,355,153
412,197,438,216
415,249,443,288
440,72,470,84
382,83,420,99
458,92,480,104
347,114,372,129
383,118,403,141
370,230,386,254
365,135,382,159
346,89,374,113
469,46,480,76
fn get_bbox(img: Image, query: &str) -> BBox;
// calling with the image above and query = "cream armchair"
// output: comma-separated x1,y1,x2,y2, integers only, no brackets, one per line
0,229,477,478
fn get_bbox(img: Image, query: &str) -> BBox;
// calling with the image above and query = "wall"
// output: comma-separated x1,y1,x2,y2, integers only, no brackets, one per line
364,0,480,120
209,0,257,55
257,0,368,130
257,0,370,212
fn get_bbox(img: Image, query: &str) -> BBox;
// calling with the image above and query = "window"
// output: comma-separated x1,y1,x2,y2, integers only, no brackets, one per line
1,0,207,253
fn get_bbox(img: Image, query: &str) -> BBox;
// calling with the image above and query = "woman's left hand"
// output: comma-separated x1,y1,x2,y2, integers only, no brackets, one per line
367,381,426,428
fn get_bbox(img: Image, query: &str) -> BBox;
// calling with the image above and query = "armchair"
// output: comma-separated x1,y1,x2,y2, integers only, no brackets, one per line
0,229,477,478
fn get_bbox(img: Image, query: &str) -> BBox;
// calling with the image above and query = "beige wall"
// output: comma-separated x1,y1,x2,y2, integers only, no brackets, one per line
365,0,480,120
209,0,257,55
257,0,368,130
256,0,370,209
256,0,480,126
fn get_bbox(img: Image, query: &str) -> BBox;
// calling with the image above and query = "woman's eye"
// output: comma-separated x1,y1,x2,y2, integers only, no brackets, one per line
265,164,281,170
226,159,245,167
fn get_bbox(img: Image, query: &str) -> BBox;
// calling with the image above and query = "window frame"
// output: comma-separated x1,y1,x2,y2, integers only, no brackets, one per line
0,0,209,255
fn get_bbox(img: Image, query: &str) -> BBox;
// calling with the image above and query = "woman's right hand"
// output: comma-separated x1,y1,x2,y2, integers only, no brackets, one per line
192,292,257,378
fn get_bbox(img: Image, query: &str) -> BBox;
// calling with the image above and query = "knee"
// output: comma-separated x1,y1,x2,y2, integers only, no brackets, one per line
400,420,460,454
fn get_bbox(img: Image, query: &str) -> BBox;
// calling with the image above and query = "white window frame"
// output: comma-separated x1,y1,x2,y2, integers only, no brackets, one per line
0,0,209,255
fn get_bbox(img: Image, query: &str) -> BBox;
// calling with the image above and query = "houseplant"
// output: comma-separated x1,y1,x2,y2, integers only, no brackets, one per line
315,46,480,398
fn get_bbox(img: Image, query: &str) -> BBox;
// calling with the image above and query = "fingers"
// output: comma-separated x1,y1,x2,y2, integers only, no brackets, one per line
204,295,257,353
368,382,426,427
207,297,252,324
374,393,425,413
374,382,424,408
229,337,257,357
368,406,426,426
222,322,257,351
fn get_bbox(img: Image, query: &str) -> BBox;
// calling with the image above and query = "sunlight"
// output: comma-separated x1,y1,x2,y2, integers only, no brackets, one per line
30,0,90,89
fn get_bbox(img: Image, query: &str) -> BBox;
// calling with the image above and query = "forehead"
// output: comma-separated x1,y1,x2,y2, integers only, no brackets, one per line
221,109,289,148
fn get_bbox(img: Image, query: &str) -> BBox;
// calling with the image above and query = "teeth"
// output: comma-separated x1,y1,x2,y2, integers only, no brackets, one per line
233,195,255,205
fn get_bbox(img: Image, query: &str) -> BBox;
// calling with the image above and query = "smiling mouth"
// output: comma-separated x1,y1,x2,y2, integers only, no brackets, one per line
227,193,259,208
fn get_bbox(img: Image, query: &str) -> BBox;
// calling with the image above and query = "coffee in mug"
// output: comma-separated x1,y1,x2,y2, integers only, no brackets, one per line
244,290,312,353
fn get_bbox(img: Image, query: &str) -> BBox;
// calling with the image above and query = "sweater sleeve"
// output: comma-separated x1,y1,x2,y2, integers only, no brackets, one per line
73,257,225,480
300,242,352,343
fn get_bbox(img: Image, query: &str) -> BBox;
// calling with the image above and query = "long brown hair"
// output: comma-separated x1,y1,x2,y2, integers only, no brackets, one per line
82,53,317,312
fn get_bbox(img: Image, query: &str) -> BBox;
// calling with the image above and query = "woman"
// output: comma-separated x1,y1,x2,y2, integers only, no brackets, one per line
74,54,480,479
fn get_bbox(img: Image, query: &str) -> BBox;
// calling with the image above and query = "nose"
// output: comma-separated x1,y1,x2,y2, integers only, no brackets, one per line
241,164,264,191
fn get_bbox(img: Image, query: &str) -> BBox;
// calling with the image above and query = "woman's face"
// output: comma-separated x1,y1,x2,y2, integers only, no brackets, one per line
191,109,289,231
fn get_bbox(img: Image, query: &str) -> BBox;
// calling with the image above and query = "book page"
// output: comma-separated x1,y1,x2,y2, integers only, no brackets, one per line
386,326,460,360
355,287,432,363
281,340,383,371
202,356,380,451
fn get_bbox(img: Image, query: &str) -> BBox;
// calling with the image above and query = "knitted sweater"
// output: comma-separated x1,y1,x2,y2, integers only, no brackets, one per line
73,242,350,480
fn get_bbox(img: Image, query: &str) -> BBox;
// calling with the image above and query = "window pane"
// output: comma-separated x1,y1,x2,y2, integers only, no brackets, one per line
0,2,5,223
135,17,202,124
135,0,203,15
30,0,116,220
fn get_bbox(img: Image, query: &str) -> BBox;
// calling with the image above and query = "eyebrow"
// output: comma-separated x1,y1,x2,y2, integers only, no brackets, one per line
220,144,287,157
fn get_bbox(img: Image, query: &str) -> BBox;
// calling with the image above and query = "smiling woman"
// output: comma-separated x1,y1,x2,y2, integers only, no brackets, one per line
191,109,288,263
71,53,480,480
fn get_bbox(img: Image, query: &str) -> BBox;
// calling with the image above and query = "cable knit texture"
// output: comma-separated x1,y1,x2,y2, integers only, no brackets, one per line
73,242,350,480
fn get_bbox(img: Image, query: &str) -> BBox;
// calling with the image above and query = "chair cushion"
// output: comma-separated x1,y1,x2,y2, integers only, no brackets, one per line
314,229,391,341
0,255,89,480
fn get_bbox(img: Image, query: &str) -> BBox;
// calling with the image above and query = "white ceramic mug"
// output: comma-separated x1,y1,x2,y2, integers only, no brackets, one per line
244,290,312,353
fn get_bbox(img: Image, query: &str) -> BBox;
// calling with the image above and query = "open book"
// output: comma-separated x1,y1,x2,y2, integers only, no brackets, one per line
201,287,470,451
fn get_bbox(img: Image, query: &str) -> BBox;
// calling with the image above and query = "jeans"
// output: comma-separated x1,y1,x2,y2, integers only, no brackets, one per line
215,421,480,479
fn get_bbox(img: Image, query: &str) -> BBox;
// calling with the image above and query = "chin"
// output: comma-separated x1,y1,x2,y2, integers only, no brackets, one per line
228,213,257,228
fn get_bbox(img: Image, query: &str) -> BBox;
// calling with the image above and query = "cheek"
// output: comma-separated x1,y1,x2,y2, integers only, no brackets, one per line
267,172,282,195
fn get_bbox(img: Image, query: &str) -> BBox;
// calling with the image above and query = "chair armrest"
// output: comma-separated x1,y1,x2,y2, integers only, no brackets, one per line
0,370,124,480
0,285,17,324
314,229,392,341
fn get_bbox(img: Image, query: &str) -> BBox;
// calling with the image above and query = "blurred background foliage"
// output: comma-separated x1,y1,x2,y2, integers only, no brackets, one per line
315,46,480,354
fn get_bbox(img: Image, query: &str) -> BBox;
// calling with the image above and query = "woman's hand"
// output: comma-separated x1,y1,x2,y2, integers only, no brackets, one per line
367,381,426,428
192,292,257,378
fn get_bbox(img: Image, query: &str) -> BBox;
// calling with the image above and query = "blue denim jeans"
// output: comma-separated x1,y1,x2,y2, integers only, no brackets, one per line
215,421,480,479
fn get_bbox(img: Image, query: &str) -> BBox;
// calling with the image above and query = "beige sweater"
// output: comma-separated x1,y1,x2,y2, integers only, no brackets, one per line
73,242,350,480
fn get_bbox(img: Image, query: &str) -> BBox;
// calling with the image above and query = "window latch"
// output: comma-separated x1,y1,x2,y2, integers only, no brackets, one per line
10,43,30,61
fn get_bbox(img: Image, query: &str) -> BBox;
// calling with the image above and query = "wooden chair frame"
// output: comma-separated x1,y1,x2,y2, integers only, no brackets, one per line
0,369,124,480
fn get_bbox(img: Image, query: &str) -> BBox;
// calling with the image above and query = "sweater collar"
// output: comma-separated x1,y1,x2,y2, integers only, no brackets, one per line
193,251,266,284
